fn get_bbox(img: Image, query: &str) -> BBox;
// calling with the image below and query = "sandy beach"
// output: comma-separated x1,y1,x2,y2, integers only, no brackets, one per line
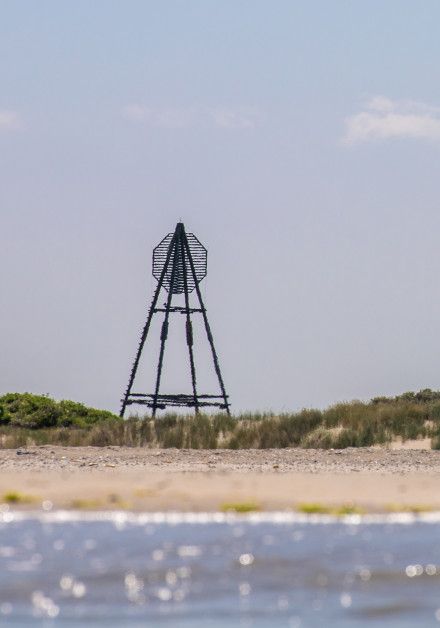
0,446,438,512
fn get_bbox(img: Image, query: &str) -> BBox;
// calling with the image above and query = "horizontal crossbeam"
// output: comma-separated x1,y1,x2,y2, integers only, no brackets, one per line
153,306,205,314
124,392,230,410
129,393,227,399
125,400,228,409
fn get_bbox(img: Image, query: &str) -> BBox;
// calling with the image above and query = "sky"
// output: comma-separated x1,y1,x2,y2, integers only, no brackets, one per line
2,1,440,414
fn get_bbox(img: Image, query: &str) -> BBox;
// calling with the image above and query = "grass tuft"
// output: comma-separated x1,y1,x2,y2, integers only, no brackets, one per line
297,503,332,514
3,491,38,504
297,502,365,516
70,498,103,510
221,502,261,513
385,503,432,514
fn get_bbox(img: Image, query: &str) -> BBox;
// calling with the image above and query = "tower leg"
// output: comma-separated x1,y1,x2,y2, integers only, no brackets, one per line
183,233,230,415
120,233,176,418
151,234,180,417
180,235,199,414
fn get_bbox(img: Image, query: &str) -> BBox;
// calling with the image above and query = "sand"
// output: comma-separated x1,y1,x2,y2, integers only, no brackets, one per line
0,446,439,512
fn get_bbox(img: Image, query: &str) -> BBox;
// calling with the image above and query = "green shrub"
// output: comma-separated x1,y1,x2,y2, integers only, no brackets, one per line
1,393,62,428
58,400,117,427
0,393,120,431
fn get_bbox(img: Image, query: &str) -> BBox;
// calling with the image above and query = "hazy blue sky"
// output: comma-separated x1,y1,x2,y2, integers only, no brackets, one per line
2,1,440,414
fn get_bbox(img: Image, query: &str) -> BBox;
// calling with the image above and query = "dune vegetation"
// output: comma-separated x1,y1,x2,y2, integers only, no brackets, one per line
1,389,440,449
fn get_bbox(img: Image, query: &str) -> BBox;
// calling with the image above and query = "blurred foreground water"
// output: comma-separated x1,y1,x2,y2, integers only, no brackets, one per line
1,511,440,626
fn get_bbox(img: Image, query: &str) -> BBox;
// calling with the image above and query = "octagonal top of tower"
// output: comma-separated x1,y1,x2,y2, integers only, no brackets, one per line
152,223,207,294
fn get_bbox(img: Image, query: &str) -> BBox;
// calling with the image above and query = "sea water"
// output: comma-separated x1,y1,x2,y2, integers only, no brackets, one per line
1,511,440,626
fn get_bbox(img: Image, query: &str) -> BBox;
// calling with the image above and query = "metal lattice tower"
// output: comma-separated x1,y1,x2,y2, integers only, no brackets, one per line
120,222,230,417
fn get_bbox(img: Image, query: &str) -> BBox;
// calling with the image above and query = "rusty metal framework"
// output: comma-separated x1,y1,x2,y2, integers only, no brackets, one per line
120,222,230,417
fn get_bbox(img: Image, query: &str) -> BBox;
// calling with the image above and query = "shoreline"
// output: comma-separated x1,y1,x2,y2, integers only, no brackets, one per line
3,509,440,524
0,446,439,513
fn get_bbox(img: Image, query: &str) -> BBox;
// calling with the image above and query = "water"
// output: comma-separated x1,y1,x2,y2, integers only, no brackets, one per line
1,511,440,626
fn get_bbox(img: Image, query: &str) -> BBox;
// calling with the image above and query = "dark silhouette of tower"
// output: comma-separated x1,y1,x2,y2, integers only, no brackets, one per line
120,222,230,417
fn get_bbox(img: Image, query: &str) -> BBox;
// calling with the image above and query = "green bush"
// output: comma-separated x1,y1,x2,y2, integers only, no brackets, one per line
0,393,61,428
0,393,120,430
